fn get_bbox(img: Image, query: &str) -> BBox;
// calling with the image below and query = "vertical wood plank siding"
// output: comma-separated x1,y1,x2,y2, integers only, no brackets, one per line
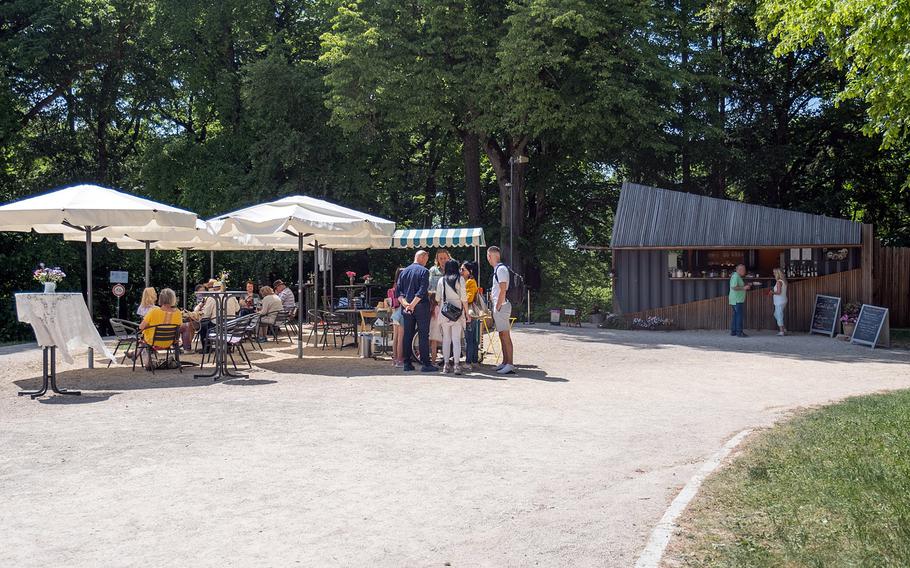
623,269,863,332
875,245,910,327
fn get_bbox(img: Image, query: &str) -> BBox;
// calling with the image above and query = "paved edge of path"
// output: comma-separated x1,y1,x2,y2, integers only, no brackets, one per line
634,429,753,568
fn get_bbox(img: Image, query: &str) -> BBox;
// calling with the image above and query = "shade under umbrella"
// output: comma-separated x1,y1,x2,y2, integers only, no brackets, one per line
0,184,198,366
209,195,395,358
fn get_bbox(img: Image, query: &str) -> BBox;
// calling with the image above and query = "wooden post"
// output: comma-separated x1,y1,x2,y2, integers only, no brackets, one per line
861,224,874,305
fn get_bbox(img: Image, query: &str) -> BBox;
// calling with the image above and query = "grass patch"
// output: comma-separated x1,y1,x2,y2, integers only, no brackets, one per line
671,390,910,567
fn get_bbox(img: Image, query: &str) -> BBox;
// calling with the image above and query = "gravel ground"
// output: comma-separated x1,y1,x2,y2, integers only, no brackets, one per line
0,327,907,567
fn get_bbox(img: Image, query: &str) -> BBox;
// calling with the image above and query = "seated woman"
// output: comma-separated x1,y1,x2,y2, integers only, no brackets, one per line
137,287,157,318
257,285,283,340
239,281,257,316
132,288,183,367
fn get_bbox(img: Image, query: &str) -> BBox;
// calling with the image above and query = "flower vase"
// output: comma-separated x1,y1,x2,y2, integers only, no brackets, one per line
43,281,56,293
842,322,855,337
349,277,355,285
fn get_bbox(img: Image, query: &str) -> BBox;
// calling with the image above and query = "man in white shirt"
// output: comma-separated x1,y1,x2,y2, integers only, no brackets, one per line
487,246,515,374
274,279,296,314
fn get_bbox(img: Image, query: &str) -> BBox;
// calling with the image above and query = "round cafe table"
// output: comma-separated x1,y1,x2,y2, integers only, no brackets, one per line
194,290,248,381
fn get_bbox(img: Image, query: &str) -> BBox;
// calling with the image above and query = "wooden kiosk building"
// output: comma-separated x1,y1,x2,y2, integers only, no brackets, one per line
609,182,910,331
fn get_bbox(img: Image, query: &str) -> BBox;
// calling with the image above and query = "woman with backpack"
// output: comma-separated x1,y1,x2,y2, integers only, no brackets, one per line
436,258,468,374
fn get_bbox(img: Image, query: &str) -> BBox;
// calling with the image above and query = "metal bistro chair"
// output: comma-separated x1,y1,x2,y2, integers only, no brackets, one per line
109,318,140,367
201,314,255,370
270,310,296,343
305,309,324,346
319,310,356,350
243,313,263,352
133,324,182,374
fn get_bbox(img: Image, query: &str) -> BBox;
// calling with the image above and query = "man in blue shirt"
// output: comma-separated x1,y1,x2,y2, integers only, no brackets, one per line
397,250,438,372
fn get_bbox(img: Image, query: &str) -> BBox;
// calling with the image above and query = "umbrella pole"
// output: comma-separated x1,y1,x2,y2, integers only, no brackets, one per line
297,233,304,359
85,227,94,369
182,249,188,310
313,241,319,315
209,251,214,279
144,241,151,288
322,248,328,310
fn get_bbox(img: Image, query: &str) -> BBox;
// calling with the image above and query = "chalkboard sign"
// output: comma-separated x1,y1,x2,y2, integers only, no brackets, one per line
851,304,889,349
810,294,841,337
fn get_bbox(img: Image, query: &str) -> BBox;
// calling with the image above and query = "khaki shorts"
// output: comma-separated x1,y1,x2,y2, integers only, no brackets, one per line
492,302,512,332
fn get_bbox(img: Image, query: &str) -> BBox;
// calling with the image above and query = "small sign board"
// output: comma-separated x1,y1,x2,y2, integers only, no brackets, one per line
851,304,889,349
809,294,841,337
112,284,126,298
110,270,128,284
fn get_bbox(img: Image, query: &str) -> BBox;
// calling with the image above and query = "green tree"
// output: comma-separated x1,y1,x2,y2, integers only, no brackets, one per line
758,0,910,147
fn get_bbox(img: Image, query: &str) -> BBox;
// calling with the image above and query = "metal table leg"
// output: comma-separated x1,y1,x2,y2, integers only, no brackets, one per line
18,346,80,399
194,292,248,381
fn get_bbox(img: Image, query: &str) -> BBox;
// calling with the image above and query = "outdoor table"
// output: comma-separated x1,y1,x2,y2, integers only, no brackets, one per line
335,284,366,308
334,308,365,345
335,283,383,309
14,293,116,398
194,290,248,381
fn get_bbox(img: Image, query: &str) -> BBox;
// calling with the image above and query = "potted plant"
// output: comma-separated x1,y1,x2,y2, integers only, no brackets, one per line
363,273,372,285
840,302,861,337
33,264,66,293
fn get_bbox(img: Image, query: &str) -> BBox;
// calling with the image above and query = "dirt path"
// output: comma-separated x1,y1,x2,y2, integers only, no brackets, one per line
0,328,907,567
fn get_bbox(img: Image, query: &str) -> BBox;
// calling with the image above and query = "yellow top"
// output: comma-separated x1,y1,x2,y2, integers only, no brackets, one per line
141,307,182,348
465,278,478,303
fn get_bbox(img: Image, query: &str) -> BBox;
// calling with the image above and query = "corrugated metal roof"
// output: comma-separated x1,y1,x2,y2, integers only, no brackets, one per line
610,182,861,248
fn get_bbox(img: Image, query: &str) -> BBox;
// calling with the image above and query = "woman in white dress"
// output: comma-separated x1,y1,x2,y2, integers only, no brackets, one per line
772,267,788,336
435,259,467,374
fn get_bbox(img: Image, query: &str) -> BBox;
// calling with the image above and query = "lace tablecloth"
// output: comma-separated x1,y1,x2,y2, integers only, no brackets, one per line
15,293,116,364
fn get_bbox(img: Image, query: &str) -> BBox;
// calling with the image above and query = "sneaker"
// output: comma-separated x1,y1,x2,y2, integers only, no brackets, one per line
737,333,749,338
420,365,440,373
402,364,415,372
393,360,404,368
496,363,506,371
444,364,453,374
454,366,462,375
776,332,786,336
497,364,515,375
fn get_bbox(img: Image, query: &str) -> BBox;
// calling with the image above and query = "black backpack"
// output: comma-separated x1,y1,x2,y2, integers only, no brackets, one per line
493,263,525,305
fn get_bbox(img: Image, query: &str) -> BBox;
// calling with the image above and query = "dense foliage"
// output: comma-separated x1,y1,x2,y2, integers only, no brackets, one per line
1,0,908,340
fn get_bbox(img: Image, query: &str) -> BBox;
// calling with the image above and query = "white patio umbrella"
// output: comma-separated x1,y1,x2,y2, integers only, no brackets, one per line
0,184,197,366
63,219,223,287
209,195,395,358
113,233,300,309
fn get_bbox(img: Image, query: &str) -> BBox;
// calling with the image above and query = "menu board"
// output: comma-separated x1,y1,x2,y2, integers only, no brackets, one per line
810,295,841,337
851,304,889,349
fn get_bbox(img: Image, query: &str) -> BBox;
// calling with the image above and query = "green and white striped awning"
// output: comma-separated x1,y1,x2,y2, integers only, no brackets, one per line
392,228,486,248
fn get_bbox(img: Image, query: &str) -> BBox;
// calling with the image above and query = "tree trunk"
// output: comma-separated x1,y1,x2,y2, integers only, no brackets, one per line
461,131,483,225
710,27,726,198
482,136,528,274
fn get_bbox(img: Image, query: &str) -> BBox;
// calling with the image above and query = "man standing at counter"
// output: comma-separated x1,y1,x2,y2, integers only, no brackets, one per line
729,264,752,337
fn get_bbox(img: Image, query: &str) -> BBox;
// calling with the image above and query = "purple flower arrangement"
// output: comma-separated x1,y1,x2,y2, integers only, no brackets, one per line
33,264,66,284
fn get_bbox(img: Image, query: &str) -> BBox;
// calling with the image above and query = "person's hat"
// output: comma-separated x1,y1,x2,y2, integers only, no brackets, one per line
212,281,223,289
273,279,284,287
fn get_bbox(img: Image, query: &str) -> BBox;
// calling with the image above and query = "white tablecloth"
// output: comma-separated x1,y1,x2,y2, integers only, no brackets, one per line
15,293,116,364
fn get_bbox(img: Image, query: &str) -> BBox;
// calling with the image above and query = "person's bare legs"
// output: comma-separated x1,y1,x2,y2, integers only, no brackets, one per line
393,324,403,363
499,331,513,366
